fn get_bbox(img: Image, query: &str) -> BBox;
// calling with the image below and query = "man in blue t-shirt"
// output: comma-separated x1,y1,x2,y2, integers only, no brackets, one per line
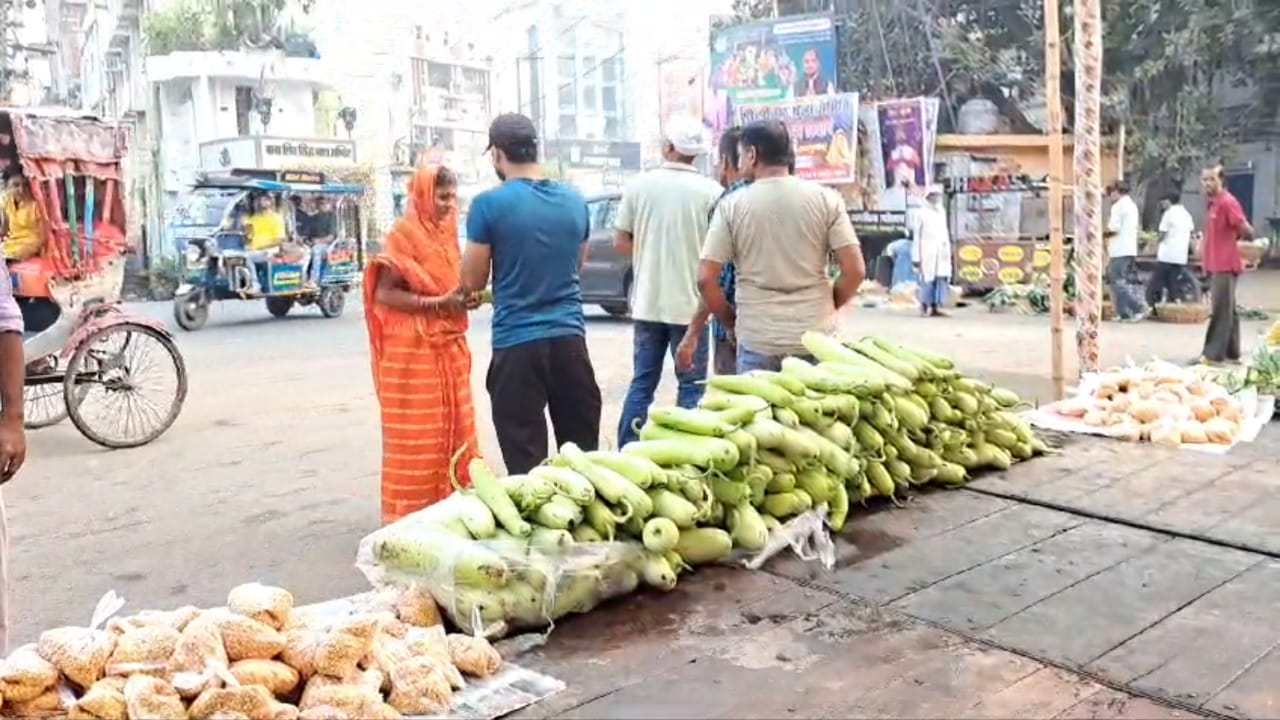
461,113,602,473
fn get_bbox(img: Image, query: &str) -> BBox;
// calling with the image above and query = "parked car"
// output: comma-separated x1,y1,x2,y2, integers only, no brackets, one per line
580,192,632,317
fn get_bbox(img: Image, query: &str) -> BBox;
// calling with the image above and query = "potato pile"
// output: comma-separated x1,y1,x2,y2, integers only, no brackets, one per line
0,583,502,719
1053,360,1246,447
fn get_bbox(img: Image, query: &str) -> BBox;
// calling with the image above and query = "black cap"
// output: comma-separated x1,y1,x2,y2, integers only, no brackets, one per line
486,113,538,151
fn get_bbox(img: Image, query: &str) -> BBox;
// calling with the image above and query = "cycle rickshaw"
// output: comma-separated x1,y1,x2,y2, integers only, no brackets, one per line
3,108,187,448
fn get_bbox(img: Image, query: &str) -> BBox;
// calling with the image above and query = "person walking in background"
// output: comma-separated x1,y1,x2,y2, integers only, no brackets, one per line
676,126,749,377
910,185,952,317
462,114,601,473
1199,165,1253,365
365,165,481,526
1104,181,1145,321
0,254,26,652
700,120,866,372
614,117,723,446
1145,192,1195,311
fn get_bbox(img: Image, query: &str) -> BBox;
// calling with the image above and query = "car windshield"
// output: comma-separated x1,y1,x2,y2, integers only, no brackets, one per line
172,189,241,227
588,198,617,233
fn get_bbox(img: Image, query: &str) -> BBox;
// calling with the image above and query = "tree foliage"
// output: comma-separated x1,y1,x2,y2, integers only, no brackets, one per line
723,0,1280,188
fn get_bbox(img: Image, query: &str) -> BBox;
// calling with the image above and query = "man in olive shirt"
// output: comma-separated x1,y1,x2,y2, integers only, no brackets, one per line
699,120,866,371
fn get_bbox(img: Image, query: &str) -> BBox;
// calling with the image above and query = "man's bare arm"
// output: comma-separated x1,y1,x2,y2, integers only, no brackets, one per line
699,260,734,331
614,230,634,257
831,245,866,309
459,242,492,294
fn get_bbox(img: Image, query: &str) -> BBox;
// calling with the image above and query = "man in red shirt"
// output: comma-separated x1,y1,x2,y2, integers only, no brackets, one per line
1199,165,1253,364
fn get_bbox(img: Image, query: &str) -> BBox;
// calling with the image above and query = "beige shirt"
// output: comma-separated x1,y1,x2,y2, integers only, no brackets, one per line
615,162,724,325
702,176,859,355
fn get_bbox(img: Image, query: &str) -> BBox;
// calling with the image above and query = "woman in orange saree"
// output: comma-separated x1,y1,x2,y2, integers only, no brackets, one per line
365,165,480,526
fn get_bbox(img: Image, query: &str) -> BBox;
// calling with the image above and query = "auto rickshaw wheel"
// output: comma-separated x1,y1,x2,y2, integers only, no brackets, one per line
319,287,345,318
65,322,188,449
265,296,294,318
173,291,209,331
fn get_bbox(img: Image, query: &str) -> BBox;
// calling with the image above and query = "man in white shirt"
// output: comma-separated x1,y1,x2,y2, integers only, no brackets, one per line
1104,181,1145,321
614,116,723,445
911,186,952,316
1145,192,1196,310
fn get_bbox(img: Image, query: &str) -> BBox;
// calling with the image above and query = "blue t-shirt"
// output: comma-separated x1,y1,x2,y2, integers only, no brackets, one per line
467,179,590,350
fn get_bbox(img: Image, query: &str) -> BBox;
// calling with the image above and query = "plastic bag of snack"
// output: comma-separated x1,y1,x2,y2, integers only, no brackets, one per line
168,616,230,699
188,683,275,720
123,674,188,719
0,643,60,702
228,659,300,698
37,591,125,689
312,616,378,679
207,611,287,662
67,676,128,720
445,633,502,678
297,706,350,720
386,656,452,716
227,584,295,632
401,626,464,690
392,586,442,628
105,624,181,676
298,681,382,718
280,627,321,680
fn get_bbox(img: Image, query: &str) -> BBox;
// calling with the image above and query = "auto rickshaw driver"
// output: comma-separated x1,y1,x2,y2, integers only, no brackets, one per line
242,192,286,293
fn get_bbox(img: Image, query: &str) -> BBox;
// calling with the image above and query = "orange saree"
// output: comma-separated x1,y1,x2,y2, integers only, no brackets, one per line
364,166,479,526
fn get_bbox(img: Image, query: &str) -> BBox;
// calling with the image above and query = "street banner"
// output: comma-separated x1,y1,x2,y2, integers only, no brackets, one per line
706,13,838,137
659,59,706,128
735,93,859,184
877,97,930,189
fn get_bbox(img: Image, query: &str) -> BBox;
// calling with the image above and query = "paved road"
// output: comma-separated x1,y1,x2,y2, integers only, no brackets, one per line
7,294,1273,643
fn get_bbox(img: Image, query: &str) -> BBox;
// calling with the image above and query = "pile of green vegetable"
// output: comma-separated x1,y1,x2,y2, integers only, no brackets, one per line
358,333,1050,635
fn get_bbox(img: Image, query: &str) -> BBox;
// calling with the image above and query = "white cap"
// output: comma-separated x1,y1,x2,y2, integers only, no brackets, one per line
664,116,710,156
924,184,944,197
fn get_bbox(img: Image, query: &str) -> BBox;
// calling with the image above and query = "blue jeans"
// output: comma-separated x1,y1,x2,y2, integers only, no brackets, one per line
308,243,328,284
1107,256,1146,319
617,321,708,446
737,345,815,373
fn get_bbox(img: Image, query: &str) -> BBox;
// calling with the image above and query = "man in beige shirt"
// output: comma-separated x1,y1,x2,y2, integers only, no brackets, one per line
700,120,866,371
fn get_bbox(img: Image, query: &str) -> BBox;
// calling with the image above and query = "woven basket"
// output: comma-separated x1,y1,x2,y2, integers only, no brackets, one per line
1155,302,1210,324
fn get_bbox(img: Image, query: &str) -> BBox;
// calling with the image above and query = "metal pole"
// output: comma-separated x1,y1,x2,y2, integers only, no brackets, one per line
1044,0,1067,398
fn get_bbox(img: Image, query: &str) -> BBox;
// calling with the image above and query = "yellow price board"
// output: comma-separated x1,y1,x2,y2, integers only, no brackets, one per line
998,245,1026,264
998,267,1026,284
958,266,985,283
957,245,983,263
1033,249,1052,268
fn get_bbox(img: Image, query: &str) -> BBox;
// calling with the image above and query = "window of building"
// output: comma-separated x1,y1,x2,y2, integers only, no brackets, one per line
601,57,619,84
427,61,452,90
558,82,576,112
460,67,487,98
234,86,253,136
557,56,575,81
580,55,597,112
559,114,577,137
410,58,428,106
602,86,617,114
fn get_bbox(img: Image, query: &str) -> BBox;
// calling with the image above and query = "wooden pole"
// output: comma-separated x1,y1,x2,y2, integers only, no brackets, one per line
1044,0,1066,399
1072,0,1104,373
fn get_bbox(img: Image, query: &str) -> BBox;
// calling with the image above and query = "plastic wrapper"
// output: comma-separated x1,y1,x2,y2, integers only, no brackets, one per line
104,624,181,676
444,635,501,679
355,500,645,637
168,614,230,699
37,591,125,689
742,506,836,571
106,606,201,636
